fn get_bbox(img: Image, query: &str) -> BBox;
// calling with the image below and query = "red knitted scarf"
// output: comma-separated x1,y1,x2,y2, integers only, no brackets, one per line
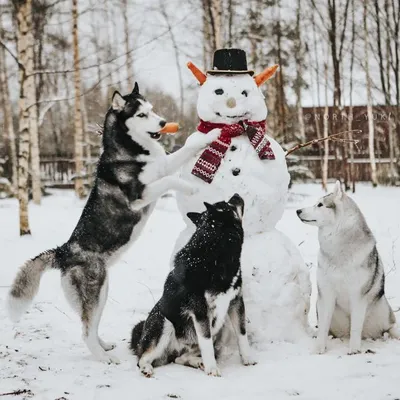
191,119,275,183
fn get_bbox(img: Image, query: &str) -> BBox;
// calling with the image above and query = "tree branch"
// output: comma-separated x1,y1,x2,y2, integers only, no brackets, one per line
285,130,362,157
0,38,24,70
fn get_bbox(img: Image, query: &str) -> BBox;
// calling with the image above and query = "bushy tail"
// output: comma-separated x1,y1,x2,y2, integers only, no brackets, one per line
7,249,56,322
130,320,145,355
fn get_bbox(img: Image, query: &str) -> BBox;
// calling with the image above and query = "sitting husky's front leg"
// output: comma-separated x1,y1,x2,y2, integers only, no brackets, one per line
164,129,221,175
348,296,368,355
228,295,257,366
192,310,220,377
132,176,195,211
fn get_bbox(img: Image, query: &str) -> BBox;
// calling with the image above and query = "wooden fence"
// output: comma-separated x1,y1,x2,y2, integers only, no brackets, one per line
40,157,95,188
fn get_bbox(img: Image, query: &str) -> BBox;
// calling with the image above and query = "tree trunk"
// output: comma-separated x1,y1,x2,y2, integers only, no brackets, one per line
159,1,184,119
363,1,378,187
208,0,222,51
72,0,86,199
15,0,34,235
122,0,134,88
295,0,305,142
0,34,18,194
322,63,329,192
348,0,355,192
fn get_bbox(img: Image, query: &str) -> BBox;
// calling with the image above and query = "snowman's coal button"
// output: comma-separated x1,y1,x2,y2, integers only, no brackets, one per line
231,145,237,151
232,168,241,176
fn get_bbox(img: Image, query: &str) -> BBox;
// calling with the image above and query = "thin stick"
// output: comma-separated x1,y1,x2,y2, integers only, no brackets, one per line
285,130,362,157
0,389,33,397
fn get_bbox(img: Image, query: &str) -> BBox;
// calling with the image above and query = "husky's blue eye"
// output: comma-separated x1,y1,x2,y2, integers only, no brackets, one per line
137,113,146,118
317,203,323,207
215,89,224,95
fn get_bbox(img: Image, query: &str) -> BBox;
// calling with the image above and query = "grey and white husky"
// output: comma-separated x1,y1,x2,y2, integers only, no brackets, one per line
7,83,219,364
297,181,399,354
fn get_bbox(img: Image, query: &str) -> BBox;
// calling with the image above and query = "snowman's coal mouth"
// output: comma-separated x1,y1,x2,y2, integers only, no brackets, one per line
215,112,249,119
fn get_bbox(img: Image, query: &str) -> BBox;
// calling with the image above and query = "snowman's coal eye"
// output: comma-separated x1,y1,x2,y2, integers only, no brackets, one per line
241,90,248,97
215,89,224,95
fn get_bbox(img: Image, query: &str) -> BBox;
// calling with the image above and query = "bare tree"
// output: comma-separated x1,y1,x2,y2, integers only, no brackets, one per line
294,0,305,142
322,62,329,191
122,0,134,88
159,0,184,119
363,0,377,187
0,20,17,193
14,0,36,235
72,0,85,199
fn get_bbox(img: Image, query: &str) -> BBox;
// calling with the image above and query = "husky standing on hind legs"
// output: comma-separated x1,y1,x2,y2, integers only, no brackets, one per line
7,83,220,364
297,181,399,355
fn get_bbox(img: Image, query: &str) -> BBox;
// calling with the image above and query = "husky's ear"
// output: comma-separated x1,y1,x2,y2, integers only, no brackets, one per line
187,212,202,226
333,180,343,200
203,202,215,213
112,91,125,111
132,82,139,95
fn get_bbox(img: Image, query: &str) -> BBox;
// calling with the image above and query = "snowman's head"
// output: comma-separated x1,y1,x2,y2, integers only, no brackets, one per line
197,74,267,124
188,61,278,124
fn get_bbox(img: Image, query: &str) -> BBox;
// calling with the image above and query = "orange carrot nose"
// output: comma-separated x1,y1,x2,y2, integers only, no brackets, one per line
254,64,279,86
159,122,179,134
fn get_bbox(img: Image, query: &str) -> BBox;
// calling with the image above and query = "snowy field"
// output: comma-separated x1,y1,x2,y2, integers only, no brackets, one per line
1,183,400,400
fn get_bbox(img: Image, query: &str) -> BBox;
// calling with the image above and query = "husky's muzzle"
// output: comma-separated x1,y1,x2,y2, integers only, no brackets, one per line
147,119,167,140
229,193,245,219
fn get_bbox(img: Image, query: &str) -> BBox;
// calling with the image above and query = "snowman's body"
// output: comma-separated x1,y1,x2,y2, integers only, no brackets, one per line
173,73,311,344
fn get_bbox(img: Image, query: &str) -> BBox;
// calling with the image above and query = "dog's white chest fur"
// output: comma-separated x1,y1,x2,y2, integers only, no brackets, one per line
205,286,239,335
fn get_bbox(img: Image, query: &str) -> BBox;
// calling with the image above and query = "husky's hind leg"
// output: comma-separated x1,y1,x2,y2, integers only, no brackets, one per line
136,313,174,377
61,265,119,364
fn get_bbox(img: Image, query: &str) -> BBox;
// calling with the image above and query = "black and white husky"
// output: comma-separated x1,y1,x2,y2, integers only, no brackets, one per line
297,181,399,355
130,194,256,377
7,83,219,364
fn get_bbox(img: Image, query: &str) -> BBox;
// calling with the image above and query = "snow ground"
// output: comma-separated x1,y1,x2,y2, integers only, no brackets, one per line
1,183,400,400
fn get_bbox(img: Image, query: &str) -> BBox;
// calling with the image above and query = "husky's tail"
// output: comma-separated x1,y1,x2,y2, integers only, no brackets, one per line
7,249,57,322
130,320,145,355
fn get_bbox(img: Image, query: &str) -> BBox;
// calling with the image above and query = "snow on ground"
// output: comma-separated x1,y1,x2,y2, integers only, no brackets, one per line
1,183,400,400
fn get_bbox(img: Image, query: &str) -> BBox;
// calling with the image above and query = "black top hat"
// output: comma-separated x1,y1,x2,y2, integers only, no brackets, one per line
207,48,254,76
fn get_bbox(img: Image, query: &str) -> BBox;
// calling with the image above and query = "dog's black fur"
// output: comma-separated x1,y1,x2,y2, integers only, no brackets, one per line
7,83,174,364
56,83,157,262
130,194,253,377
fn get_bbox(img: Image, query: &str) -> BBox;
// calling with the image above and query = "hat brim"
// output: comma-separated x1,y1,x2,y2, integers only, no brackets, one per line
207,69,254,76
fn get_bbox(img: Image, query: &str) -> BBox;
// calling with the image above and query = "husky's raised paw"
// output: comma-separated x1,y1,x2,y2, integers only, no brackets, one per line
185,129,221,151
205,366,221,377
140,364,154,378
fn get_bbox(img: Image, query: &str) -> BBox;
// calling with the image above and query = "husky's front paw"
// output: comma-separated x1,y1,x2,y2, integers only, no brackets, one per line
140,364,154,378
241,354,258,366
347,347,362,355
185,129,221,151
132,200,145,211
98,353,120,365
313,340,327,355
99,339,116,352
205,365,221,377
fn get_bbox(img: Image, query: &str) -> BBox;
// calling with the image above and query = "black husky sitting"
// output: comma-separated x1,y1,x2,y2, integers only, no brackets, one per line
7,83,217,364
130,194,257,377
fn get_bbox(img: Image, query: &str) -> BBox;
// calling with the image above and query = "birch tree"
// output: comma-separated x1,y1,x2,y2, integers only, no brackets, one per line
0,27,17,193
363,0,377,187
72,0,85,199
14,0,35,235
122,0,134,88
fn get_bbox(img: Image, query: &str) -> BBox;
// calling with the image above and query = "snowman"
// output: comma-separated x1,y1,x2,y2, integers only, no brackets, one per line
173,49,311,345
